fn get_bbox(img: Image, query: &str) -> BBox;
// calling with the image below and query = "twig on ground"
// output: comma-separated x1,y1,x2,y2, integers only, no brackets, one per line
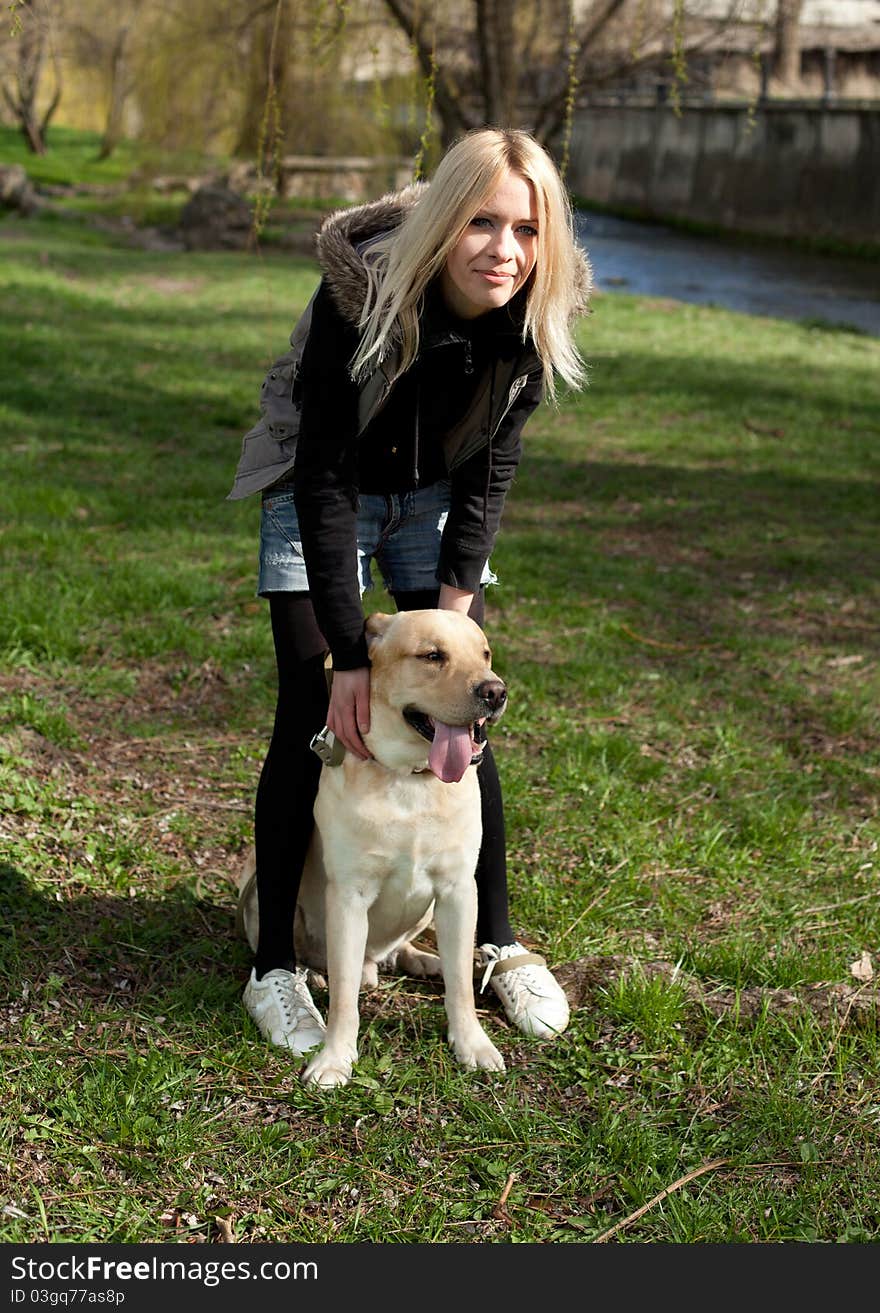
799,891,880,917
593,1158,730,1243
556,885,612,944
619,624,711,653
162,796,250,812
492,1172,516,1225
102,734,258,755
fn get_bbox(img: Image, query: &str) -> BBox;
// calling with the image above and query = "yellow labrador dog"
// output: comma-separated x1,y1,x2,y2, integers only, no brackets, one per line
237,608,508,1088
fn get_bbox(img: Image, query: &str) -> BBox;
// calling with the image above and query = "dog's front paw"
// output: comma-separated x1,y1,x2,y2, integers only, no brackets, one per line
449,1028,506,1073
302,1045,355,1089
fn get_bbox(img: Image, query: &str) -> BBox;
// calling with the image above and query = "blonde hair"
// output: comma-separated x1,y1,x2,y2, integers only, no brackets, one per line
351,128,588,399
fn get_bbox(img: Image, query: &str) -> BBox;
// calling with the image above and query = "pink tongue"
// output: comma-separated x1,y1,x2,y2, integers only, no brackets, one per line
428,721,473,783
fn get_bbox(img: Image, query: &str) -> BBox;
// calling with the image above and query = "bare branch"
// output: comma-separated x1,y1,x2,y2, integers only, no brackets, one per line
381,0,477,141
531,0,627,142
39,79,61,136
1,82,19,117
572,0,629,85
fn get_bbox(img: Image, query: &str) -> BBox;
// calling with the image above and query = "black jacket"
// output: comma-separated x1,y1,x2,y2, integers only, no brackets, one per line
292,273,543,669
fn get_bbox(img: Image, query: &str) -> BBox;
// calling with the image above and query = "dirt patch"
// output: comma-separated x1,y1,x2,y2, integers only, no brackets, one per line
555,954,880,1028
134,275,206,295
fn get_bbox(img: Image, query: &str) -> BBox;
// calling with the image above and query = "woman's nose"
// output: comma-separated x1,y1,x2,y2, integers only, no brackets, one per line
487,225,516,261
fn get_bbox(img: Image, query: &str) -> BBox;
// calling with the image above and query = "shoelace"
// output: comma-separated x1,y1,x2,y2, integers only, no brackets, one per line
480,948,548,998
268,971,320,1024
479,946,502,994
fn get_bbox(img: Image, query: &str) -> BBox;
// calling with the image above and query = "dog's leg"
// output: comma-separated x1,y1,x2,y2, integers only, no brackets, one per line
302,882,368,1089
434,883,505,1073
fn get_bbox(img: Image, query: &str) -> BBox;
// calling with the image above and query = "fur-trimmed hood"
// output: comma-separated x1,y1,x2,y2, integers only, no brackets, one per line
314,182,593,328
315,182,427,326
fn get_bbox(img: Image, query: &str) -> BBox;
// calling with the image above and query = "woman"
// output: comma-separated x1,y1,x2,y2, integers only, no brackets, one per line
230,128,592,1055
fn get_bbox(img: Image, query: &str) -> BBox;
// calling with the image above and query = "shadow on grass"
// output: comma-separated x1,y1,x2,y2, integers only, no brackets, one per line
508,455,880,634
0,860,458,1060
0,860,250,1029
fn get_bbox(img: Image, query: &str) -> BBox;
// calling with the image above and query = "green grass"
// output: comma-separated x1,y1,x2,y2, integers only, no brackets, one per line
0,124,222,189
0,124,337,232
1,200,879,1245
0,124,234,229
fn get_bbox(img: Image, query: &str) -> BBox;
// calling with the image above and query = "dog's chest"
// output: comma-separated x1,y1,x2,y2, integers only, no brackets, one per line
314,766,481,894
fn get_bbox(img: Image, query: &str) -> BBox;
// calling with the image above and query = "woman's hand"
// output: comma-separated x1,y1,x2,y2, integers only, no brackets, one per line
327,666,372,760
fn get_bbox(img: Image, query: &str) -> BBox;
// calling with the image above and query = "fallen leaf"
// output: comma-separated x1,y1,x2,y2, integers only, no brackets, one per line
850,951,874,983
214,1216,235,1243
744,418,786,438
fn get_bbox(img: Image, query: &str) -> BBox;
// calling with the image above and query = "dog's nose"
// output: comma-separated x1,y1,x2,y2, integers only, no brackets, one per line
475,679,507,713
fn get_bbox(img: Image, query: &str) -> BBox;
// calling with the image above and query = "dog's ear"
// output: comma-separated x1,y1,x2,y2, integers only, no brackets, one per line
365,611,393,652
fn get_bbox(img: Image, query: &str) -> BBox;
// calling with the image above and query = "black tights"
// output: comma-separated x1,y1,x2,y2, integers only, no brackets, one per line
253,590,515,978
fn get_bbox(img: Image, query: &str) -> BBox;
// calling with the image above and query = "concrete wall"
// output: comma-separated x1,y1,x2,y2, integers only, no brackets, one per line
568,103,880,244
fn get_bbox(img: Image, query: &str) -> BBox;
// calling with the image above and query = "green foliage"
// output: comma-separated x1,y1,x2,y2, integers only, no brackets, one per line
1,203,878,1243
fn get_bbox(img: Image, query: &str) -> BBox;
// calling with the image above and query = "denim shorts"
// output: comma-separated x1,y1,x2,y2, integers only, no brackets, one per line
258,479,497,597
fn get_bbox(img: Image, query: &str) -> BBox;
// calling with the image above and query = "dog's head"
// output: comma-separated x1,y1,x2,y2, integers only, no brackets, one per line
363,610,507,781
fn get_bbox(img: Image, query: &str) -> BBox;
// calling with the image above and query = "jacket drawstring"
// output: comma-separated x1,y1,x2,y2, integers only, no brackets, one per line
413,376,421,488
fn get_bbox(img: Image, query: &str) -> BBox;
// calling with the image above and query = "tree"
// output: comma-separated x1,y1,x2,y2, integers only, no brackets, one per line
1,0,62,154
64,0,142,159
378,0,760,150
232,0,411,165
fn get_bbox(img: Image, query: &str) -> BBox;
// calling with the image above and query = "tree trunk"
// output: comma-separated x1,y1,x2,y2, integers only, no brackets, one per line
98,26,131,161
774,0,805,88
22,113,45,154
475,0,502,124
9,2,52,154
474,0,516,126
234,2,292,159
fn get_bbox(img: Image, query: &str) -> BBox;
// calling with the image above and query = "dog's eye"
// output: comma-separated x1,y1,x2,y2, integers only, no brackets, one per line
418,649,445,663
483,649,491,662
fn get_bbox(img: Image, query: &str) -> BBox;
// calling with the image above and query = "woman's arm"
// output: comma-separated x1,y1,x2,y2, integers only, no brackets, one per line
293,282,374,759
293,281,370,673
438,366,543,593
438,584,475,613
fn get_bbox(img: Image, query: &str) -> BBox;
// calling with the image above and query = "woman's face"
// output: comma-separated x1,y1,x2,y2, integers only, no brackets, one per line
441,170,539,319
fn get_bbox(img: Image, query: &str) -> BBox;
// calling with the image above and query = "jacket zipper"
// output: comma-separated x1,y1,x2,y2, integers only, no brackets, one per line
489,372,528,440
412,377,421,488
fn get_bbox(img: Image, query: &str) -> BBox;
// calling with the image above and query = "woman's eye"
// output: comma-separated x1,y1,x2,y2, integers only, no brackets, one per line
518,225,538,238
470,216,492,228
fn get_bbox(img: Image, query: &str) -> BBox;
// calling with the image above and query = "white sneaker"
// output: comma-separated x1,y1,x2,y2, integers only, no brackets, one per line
242,967,326,1054
478,942,570,1040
